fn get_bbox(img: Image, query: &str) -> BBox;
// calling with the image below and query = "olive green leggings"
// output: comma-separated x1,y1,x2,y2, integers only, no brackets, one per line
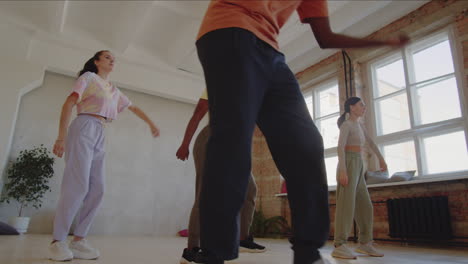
334,152,373,246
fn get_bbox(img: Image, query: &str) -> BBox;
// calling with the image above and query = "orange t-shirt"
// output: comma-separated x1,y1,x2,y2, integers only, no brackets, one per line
197,0,329,51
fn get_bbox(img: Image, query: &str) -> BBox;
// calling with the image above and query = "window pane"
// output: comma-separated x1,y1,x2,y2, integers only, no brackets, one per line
317,116,340,149
423,131,468,174
305,95,314,119
415,77,461,125
413,40,454,83
375,59,406,97
376,93,411,135
325,156,338,186
318,84,339,117
382,141,417,177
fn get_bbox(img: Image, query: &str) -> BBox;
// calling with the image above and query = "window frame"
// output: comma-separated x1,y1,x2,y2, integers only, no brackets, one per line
366,26,468,182
302,76,340,186
303,77,340,154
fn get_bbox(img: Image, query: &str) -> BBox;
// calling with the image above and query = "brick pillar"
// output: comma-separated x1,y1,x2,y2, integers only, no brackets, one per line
251,127,283,218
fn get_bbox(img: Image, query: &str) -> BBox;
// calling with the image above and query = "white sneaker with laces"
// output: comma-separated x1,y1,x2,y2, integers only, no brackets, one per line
69,239,100,260
49,240,73,261
331,244,357,259
355,242,384,257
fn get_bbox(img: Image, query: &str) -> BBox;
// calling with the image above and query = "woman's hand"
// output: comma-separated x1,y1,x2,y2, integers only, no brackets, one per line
150,124,160,137
176,144,189,161
127,105,160,138
338,170,349,186
379,159,388,172
53,139,65,158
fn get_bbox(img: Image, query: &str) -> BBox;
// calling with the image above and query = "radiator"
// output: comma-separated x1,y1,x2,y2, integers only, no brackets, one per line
386,196,452,240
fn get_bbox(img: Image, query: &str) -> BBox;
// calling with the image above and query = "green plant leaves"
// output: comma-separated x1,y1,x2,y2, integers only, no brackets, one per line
0,145,55,217
251,210,291,238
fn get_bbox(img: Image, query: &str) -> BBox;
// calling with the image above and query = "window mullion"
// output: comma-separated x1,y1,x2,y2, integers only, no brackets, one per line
403,44,423,176
448,26,468,156
414,134,425,177
316,112,340,121
368,28,467,180
313,90,319,122
373,46,422,176
324,147,337,155
374,88,407,102
375,117,464,144
371,62,383,136
304,91,314,120
409,72,455,88
312,91,321,132
368,64,380,138
402,46,417,129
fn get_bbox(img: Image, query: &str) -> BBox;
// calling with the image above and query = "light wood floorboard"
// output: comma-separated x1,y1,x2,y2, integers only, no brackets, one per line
0,235,467,264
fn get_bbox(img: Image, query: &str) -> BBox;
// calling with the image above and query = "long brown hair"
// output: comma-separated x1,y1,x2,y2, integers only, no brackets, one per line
337,97,361,128
78,50,109,77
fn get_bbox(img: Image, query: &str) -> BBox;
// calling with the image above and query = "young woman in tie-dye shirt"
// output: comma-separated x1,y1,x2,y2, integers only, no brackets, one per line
49,50,160,261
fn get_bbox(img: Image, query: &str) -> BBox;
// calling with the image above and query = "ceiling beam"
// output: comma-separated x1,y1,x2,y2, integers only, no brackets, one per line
279,0,350,48
151,1,208,20
287,1,430,73
49,0,69,34
167,22,200,68
282,0,393,65
110,1,155,54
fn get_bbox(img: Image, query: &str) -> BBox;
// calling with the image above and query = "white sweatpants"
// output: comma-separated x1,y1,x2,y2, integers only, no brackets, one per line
53,115,106,241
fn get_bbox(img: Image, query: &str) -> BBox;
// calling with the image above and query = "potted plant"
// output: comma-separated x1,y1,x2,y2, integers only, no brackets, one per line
1,145,54,233
251,209,291,238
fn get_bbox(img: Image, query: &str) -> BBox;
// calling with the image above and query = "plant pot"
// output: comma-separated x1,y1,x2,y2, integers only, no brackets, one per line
8,217,30,234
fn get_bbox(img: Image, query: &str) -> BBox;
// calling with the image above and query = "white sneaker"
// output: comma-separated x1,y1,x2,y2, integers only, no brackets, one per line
355,242,384,257
69,239,100,260
331,244,357,259
49,240,73,261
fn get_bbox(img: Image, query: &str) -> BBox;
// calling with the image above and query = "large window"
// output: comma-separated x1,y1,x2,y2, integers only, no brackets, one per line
369,29,467,179
304,79,340,186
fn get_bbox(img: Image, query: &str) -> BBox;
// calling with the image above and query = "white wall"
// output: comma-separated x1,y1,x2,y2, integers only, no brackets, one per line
0,72,207,236
0,57,45,187
0,23,205,190
0,18,207,237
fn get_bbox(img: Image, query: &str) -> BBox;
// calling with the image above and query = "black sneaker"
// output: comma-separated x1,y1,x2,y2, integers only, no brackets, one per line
180,247,200,264
239,235,266,253
193,249,224,264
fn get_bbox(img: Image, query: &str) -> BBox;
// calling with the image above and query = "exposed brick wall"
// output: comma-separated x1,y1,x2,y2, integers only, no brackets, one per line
251,0,468,246
457,8,468,108
252,127,282,218
279,179,468,244
328,179,468,244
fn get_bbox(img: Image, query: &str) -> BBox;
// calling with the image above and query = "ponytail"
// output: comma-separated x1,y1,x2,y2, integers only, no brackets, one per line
78,50,108,77
337,96,361,128
337,113,347,128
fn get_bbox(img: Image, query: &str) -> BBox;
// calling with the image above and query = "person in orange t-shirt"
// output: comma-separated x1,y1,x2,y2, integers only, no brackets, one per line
193,1,409,264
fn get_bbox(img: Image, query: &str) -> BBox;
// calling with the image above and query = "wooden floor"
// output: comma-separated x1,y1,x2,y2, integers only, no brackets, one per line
1,235,467,264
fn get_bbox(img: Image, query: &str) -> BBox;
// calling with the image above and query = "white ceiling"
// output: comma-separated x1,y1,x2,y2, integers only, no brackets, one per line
0,0,429,77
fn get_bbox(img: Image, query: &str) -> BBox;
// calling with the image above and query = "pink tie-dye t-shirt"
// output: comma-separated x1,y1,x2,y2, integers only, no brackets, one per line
71,72,131,120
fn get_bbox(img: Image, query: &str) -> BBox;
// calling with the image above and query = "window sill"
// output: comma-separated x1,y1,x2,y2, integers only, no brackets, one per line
275,173,468,197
